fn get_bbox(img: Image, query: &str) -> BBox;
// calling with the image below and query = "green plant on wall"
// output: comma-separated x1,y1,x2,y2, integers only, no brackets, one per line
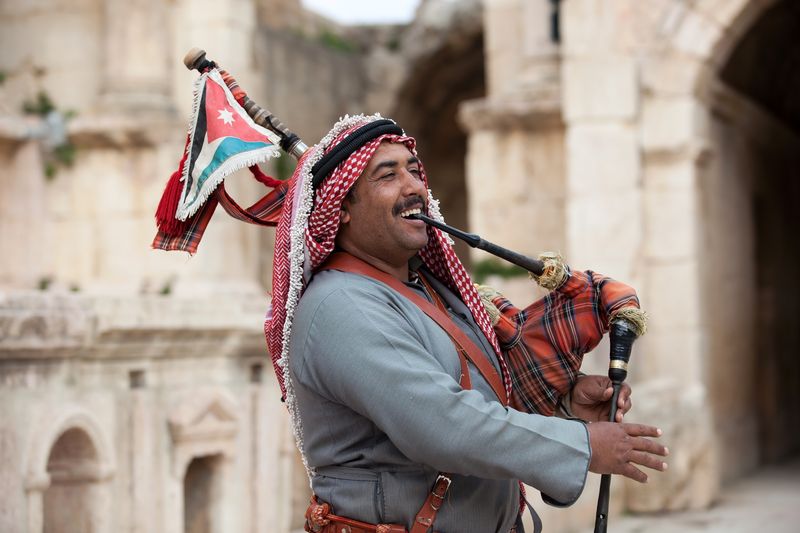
22,91,77,180
471,258,528,284
274,152,297,181
22,91,56,116
318,29,358,53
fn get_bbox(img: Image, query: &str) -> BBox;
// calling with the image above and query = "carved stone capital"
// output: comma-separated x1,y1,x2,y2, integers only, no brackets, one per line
458,96,563,133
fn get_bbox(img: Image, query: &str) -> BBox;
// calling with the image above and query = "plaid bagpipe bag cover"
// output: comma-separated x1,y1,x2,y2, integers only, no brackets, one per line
489,270,642,416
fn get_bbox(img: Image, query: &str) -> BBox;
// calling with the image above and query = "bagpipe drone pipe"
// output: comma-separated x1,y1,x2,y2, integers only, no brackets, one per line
161,48,649,533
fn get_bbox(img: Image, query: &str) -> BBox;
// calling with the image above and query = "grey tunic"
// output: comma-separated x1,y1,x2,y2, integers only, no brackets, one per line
289,268,590,533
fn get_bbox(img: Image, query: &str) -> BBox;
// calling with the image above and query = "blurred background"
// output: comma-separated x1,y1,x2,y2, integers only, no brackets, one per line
1,0,798,531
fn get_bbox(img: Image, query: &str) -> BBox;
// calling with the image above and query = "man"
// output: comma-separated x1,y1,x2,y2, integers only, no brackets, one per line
266,115,667,533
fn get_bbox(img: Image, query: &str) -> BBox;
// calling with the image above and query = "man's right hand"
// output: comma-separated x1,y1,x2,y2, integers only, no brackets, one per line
587,422,669,483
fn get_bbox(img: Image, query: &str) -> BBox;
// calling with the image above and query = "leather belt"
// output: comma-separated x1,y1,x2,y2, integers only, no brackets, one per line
305,475,452,533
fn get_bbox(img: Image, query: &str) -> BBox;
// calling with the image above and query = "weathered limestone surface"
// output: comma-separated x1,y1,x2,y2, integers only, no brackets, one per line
0,291,304,533
3,0,799,532
479,0,799,525
623,380,719,511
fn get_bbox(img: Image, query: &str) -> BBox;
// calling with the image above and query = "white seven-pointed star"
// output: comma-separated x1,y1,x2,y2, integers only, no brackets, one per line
217,108,235,125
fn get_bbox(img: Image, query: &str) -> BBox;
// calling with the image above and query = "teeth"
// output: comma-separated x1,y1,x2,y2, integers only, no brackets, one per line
400,208,422,218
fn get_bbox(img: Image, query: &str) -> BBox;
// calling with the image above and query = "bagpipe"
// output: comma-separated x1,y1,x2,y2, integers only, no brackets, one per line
155,48,649,533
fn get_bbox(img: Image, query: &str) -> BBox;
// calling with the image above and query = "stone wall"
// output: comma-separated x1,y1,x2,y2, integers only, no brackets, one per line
0,1,369,531
4,0,800,532
471,0,798,529
0,291,306,532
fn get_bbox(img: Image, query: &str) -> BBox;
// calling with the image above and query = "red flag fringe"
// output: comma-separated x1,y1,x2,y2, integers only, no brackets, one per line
155,135,191,237
249,165,283,188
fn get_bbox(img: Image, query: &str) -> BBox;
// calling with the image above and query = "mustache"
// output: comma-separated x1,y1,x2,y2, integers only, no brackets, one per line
392,195,426,216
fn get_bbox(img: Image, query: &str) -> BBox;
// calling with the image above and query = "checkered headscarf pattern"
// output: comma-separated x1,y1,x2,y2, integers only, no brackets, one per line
266,116,512,403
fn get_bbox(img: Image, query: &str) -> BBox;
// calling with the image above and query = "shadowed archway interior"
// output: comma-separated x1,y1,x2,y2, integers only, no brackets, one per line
184,454,223,533
43,428,100,533
706,0,800,478
392,30,486,266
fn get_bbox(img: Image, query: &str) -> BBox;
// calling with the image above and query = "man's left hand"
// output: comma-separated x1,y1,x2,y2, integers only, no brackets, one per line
570,374,632,423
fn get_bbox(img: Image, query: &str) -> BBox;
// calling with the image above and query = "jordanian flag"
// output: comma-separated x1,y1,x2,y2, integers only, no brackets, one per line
176,69,281,220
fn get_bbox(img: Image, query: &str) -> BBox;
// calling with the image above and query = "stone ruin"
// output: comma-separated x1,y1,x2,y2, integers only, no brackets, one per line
2,1,799,532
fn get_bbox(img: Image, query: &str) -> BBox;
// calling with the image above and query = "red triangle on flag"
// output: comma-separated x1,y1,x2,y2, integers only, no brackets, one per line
204,76,271,145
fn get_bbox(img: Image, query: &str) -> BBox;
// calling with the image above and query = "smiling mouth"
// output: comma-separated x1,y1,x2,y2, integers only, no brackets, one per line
399,207,423,219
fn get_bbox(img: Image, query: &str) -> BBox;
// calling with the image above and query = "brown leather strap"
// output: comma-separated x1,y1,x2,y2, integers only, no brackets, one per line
419,275,472,391
320,252,507,405
409,474,451,533
305,497,406,532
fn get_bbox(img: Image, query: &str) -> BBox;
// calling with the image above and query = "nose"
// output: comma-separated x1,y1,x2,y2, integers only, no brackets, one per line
400,168,426,196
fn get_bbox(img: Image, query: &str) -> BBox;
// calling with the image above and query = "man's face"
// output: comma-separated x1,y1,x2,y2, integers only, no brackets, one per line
337,142,429,268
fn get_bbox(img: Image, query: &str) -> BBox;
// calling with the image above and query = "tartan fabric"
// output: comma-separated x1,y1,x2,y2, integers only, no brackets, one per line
491,269,641,416
217,180,288,225
152,194,218,254
151,181,288,253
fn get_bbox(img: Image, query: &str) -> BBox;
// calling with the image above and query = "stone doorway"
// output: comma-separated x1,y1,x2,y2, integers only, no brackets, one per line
183,454,223,533
703,0,800,480
42,428,102,533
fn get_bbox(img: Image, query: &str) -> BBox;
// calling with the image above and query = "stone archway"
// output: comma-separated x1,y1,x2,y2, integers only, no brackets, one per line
25,407,115,533
638,0,796,493
710,0,800,468
43,428,102,533
168,390,240,532
183,454,224,533
392,2,486,263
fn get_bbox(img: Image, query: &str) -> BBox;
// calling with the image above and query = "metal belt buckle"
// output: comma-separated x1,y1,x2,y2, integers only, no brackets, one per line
430,474,452,510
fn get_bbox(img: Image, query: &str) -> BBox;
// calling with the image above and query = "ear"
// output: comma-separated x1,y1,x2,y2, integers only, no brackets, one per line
339,205,351,224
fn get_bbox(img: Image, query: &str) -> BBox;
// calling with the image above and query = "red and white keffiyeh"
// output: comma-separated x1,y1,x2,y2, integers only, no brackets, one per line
265,115,513,469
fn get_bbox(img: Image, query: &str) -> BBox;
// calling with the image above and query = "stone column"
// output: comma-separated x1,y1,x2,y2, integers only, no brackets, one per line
100,0,173,112
560,0,720,513
561,0,642,282
24,476,48,533
130,384,154,533
461,0,566,304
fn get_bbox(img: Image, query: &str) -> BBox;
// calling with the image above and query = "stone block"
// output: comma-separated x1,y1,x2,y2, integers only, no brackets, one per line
643,163,699,261
672,8,724,61
643,260,701,329
566,123,640,195
1,220,51,288
50,219,95,289
170,211,263,293
624,379,719,511
566,191,642,278
694,0,761,35
563,58,638,121
60,150,137,218
640,96,698,152
561,0,616,56
634,327,704,385
641,52,709,97
90,217,147,291
711,406,759,483
470,129,565,202
0,292,91,350
484,0,522,97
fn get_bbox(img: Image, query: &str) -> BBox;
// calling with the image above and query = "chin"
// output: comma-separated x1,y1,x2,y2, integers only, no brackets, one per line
408,236,429,253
